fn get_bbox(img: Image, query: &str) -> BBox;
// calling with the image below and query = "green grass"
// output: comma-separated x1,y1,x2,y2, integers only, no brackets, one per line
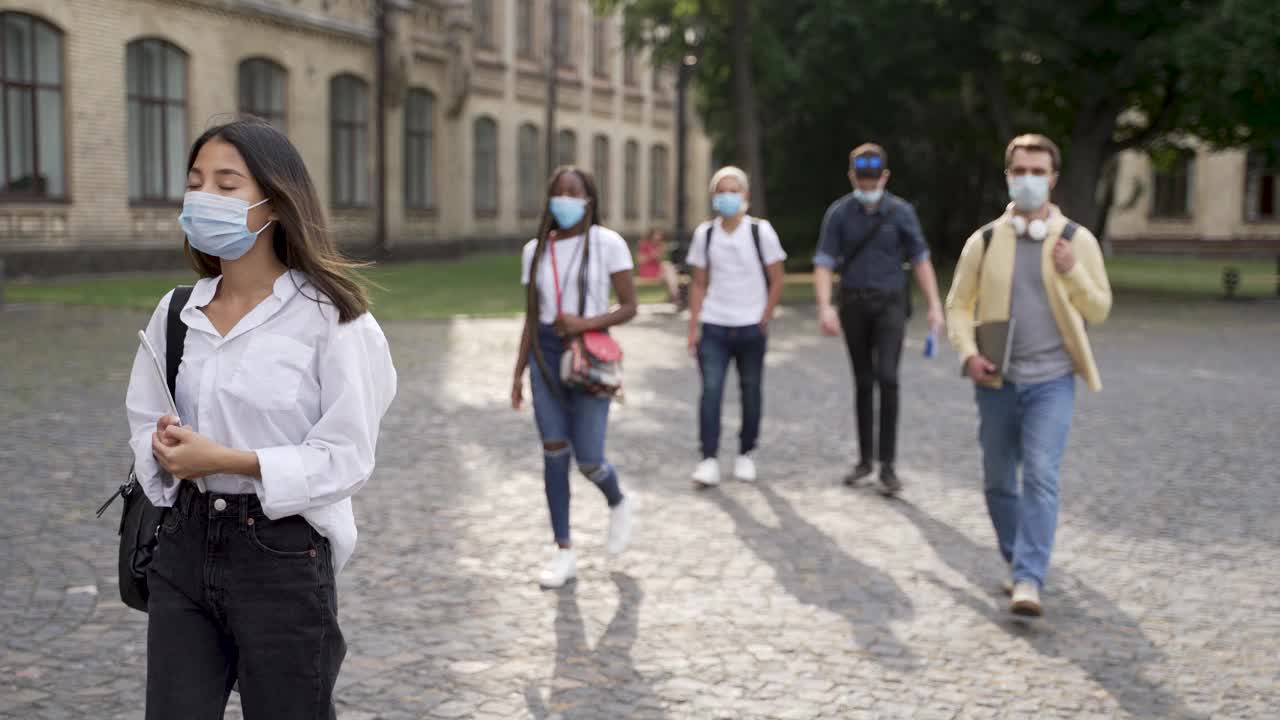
1103,256,1276,298
6,253,1275,319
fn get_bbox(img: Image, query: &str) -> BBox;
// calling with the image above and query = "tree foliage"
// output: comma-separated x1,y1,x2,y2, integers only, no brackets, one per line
602,0,1280,260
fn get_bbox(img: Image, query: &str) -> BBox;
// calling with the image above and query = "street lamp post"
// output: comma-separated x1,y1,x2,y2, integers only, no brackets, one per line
673,27,702,269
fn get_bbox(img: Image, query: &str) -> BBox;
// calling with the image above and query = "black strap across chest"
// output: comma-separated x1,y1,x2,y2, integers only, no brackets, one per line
703,220,770,289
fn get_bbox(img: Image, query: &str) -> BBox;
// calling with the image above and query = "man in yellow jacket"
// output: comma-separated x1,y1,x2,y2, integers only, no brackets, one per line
945,134,1112,618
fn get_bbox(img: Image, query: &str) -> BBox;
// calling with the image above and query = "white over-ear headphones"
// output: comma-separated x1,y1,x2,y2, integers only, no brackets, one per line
1011,215,1048,241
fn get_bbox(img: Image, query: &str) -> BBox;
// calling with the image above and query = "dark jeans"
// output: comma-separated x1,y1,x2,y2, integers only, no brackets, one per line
146,484,344,720
697,322,768,459
839,289,907,466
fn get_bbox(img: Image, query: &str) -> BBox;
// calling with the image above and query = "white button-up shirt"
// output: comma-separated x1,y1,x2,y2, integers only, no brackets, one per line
125,270,397,574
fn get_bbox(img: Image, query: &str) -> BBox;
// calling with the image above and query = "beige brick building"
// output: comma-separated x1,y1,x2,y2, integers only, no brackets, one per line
0,0,712,274
1107,144,1280,256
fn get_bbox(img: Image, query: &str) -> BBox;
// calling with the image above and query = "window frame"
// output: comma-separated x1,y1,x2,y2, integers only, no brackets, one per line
518,122,542,218
556,128,577,168
329,73,370,209
649,144,669,219
591,15,610,79
125,37,189,207
473,115,499,218
1149,147,1195,220
0,12,67,202
238,57,288,131
592,134,609,220
1245,146,1280,223
623,139,639,219
474,0,496,51
403,87,436,212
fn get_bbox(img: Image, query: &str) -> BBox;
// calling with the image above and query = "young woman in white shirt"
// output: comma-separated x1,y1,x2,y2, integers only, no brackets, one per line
126,119,397,719
511,167,637,588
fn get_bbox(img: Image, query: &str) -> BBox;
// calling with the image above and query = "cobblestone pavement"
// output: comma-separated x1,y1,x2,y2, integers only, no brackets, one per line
1,294,1278,719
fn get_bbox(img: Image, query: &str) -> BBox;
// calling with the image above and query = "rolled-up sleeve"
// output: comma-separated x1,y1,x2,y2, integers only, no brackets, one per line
813,199,844,269
125,290,180,508
254,314,398,519
900,202,931,265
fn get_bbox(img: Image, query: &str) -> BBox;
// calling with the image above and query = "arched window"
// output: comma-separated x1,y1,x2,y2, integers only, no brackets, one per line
126,38,187,203
518,123,542,217
1,12,65,199
649,144,669,218
556,128,577,167
404,89,435,210
473,116,499,216
330,74,370,207
623,140,639,219
592,134,610,219
239,57,287,131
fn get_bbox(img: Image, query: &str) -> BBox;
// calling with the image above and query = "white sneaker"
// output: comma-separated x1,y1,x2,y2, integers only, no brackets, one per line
538,548,577,588
1010,580,1043,617
692,458,721,487
607,498,633,555
734,454,758,482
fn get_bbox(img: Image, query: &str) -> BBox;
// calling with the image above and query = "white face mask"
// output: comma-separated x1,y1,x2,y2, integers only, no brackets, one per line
1008,174,1051,212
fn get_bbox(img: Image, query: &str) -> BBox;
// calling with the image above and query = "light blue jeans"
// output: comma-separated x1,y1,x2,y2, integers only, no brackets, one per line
975,373,1075,588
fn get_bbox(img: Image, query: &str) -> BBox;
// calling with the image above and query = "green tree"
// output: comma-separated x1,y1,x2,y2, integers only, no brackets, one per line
605,0,1280,258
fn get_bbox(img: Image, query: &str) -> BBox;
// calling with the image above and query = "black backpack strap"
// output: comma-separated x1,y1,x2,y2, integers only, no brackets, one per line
165,286,194,400
750,220,772,289
1061,221,1079,241
981,223,995,252
701,223,714,279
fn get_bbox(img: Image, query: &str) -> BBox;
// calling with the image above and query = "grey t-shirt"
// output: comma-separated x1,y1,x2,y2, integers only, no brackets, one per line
1006,236,1073,385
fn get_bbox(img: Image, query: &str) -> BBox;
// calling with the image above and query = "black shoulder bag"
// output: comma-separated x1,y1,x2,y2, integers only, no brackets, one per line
96,285,193,613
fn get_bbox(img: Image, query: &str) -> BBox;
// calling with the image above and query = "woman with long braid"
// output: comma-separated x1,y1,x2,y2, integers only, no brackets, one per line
511,166,638,588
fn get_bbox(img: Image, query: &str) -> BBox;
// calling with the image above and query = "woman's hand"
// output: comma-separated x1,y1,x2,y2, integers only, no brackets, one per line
511,372,525,410
155,415,182,447
151,426,231,480
555,313,592,337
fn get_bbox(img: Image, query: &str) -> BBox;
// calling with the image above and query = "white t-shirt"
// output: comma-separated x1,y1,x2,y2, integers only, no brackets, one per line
686,216,786,327
522,225,634,324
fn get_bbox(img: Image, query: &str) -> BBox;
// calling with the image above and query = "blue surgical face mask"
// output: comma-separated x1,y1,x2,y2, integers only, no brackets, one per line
853,188,883,206
1008,174,1051,212
712,192,744,218
549,196,588,230
178,191,272,260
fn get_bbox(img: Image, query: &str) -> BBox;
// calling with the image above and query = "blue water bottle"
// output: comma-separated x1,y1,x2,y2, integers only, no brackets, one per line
923,330,936,359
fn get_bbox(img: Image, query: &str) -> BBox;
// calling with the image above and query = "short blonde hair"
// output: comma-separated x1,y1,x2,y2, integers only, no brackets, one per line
1005,134,1061,171
709,165,750,194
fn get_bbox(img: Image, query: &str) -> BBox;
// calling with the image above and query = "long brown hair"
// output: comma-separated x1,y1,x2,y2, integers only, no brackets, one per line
184,119,370,323
526,166,602,383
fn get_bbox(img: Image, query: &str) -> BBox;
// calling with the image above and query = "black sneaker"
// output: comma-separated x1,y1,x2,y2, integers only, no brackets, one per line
878,465,903,497
843,461,874,487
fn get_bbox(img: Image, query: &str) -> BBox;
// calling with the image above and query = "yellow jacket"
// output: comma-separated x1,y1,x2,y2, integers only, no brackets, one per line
945,205,1112,391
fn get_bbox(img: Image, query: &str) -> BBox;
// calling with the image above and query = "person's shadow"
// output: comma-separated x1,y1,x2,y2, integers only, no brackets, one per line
707,484,919,673
888,499,1205,720
524,572,665,719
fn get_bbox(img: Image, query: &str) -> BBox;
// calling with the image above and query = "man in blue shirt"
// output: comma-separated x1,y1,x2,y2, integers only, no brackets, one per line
813,143,944,495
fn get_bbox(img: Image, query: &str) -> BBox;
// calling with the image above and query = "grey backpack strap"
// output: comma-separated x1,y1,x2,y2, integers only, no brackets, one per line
1061,221,1079,241
981,224,995,252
